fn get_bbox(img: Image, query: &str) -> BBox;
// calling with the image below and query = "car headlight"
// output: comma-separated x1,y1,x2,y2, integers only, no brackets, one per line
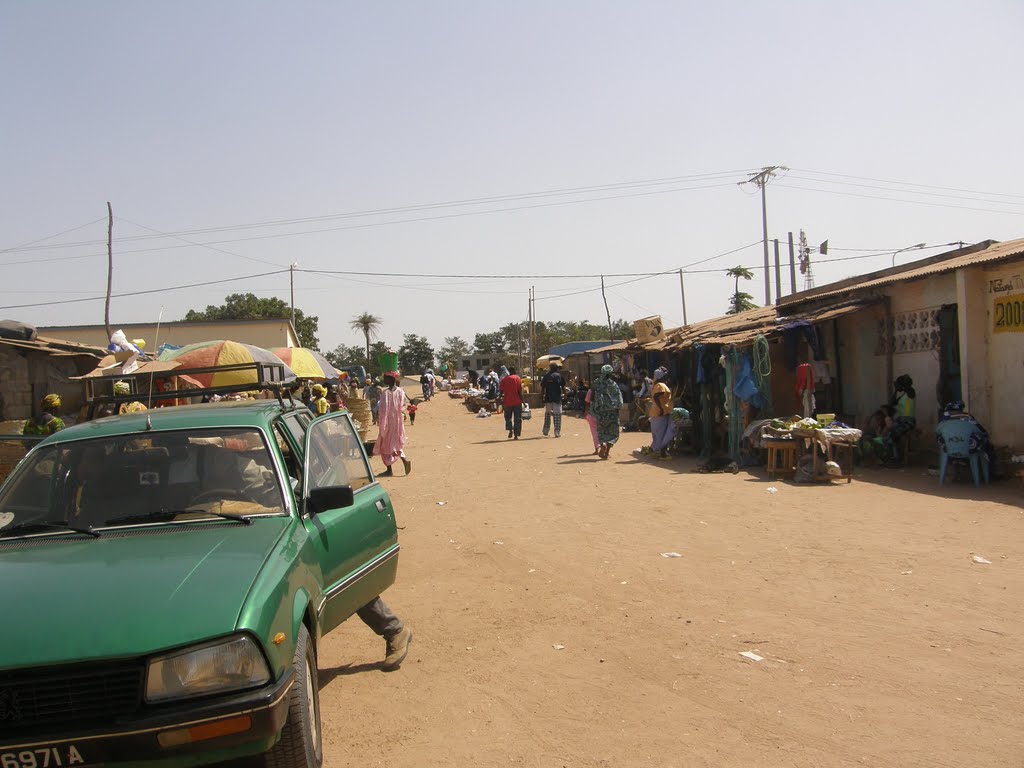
146,635,271,703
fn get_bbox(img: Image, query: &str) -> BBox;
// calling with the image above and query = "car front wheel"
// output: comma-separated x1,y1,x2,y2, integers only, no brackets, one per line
261,625,322,767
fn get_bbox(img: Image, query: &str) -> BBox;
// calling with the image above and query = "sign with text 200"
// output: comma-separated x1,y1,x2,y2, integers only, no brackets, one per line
993,294,1024,333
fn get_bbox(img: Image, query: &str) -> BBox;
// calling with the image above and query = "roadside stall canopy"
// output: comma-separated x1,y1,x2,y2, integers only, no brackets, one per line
270,347,336,380
159,340,296,387
535,354,565,369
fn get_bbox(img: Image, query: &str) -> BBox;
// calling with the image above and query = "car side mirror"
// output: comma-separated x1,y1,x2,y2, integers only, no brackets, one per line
307,485,355,515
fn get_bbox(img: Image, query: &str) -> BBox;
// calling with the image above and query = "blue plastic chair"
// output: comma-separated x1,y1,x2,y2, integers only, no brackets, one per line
936,419,989,486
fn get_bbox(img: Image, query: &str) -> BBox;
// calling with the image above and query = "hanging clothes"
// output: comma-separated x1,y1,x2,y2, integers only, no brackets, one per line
795,362,815,417
781,322,825,371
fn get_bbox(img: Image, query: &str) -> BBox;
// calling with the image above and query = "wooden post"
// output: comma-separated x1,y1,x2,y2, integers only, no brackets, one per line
601,275,613,342
104,202,113,341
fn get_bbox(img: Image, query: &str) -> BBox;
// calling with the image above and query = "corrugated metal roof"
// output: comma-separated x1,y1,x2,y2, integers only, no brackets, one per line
587,340,630,354
779,237,1024,308
0,335,107,357
645,301,876,351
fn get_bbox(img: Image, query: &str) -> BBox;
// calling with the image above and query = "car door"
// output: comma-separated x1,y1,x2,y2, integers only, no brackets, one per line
302,412,399,632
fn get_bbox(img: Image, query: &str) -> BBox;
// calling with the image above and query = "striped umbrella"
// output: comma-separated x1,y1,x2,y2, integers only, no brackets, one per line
270,347,337,381
158,340,296,387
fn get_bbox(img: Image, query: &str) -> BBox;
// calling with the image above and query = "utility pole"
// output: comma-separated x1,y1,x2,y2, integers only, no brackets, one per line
788,231,796,295
289,263,296,329
740,166,786,306
529,286,535,374
773,239,781,301
678,268,688,326
600,275,613,342
104,202,113,341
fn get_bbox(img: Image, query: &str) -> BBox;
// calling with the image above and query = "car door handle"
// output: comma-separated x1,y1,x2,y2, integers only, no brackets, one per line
375,499,387,513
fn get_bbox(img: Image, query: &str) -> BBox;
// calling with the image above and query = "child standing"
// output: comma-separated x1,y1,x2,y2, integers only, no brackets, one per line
407,402,418,424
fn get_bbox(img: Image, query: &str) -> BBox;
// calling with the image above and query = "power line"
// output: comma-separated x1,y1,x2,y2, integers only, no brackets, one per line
0,217,107,254
789,168,1024,201
785,174,1024,208
0,269,289,311
296,240,767,282
775,183,1024,216
0,180,749,265
0,170,756,255
115,216,285,269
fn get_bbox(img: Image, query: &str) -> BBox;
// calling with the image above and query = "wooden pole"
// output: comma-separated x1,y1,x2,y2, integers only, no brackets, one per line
788,231,797,295
678,268,688,326
104,202,113,341
773,238,781,303
601,275,613,342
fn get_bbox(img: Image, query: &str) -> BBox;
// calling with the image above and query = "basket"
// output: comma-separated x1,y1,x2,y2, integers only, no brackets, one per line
377,352,399,373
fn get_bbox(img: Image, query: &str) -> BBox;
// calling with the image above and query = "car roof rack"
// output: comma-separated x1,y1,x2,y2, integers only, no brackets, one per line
83,361,297,419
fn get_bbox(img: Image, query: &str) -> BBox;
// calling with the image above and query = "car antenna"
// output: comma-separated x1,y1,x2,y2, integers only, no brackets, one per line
144,308,164,431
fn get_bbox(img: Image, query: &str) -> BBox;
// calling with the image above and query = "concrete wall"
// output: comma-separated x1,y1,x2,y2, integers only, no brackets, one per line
0,348,85,425
37,321,299,351
836,305,887,429
972,258,1024,448
832,260,1023,451
886,274,958,439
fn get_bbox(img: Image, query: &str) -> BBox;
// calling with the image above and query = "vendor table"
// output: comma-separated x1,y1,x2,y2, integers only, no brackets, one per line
791,427,861,483
765,438,797,480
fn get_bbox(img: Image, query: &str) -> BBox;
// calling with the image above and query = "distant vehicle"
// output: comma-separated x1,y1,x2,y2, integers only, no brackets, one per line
0,394,401,767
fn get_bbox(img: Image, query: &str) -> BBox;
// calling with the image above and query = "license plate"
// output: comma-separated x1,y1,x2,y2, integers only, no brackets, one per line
0,745,88,768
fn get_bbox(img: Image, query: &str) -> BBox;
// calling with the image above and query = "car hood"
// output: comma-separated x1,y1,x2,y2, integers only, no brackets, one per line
0,519,290,670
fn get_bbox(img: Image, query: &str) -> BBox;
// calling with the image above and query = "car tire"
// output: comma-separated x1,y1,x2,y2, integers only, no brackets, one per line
261,625,322,768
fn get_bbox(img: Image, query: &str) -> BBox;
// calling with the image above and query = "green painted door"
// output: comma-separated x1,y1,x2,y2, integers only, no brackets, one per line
302,413,398,632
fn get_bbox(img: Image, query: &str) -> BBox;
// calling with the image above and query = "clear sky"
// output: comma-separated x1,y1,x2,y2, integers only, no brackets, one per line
2,1,1022,353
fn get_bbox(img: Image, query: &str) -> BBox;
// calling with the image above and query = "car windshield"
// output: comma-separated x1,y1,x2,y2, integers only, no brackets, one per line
0,428,287,536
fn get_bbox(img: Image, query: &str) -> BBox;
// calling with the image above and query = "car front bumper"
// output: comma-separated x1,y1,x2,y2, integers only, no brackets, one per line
0,669,294,767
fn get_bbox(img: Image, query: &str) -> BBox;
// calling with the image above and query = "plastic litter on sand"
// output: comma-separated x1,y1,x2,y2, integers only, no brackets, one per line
971,554,992,564
739,651,764,662
436,501,447,506
552,644,566,650
660,552,683,558
766,487,779,494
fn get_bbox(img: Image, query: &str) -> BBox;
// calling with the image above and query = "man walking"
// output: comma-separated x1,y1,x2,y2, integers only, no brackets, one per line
500,365,524,440
541,362,564,437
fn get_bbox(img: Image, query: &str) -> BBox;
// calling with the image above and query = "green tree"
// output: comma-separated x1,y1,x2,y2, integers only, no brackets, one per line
473,331,506,355
725,266,757,315
183,293,320,349
322,344,367,370
398,334,435,374
349,313,382,374
437,336,471,366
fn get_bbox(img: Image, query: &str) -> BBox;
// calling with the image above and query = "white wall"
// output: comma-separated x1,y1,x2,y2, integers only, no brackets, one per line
978,259,1024,448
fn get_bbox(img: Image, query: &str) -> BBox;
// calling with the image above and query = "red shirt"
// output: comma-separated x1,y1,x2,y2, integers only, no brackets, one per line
499,375,523,407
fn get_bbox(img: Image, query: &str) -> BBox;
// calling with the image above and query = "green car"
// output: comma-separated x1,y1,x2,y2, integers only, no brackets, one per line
0,400,402,767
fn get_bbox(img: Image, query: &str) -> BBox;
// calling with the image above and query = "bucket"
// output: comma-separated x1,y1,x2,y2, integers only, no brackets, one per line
378,352,399,373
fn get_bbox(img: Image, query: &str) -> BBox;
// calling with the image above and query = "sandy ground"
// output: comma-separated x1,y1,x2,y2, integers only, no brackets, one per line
313,387,1023,768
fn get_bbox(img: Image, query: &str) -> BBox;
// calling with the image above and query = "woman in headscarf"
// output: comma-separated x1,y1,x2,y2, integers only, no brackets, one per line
590,365,624,459
645,367,675,459
375,371,412,476
23,393,66,435
885,374,916,461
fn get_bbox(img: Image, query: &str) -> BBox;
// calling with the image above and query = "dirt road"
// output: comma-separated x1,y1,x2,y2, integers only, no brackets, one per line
317,390,1023,767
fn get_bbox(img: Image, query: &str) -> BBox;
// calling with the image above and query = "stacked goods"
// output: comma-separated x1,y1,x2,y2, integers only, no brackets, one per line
345,395,373,438
377,351,399,373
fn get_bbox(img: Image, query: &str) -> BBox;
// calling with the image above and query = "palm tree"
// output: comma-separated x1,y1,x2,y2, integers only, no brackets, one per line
725,266,756,314
349,313,382,370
